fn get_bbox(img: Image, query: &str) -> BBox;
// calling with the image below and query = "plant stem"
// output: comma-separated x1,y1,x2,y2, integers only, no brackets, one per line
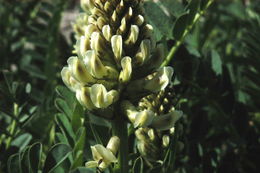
160,0,215,67
112,113,129,173
5,103,19,149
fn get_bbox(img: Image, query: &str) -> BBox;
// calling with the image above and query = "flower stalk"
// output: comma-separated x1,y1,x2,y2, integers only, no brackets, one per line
112,110,129,173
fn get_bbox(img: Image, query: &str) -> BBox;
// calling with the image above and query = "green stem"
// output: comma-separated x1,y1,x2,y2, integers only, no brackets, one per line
112,114,129,173
6,103,19,149
160,0,215,67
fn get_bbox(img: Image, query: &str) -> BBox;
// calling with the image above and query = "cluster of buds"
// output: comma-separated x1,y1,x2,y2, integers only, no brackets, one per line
61,0,173,117
122,87,182,162
86,136,120,171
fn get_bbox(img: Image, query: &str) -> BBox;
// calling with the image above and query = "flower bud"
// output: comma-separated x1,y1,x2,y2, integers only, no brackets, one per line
134,15,144,26
81,0,94,13
143,24,154,38
111,35,123,62
84,24,98,38
148,129,155,141
106,136,120,155
125,25,139,46
169,127,175,135
162,135,170,148
90,32,106,53
104,1,113,13
134,39,151,65
102,25,112,41
119,56,132,83
117,17,127,35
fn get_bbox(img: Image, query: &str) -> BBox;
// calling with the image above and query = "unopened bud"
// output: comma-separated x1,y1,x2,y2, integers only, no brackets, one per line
162,135,170,148
106,136,120,155
125,25,139,45
81,0,94,13
135,15,144,26
119,56,132,83
148,129,155,141
111,35,123,62
135,39,151,65
117,17,127,35
102,25,112,41
90,32,106,52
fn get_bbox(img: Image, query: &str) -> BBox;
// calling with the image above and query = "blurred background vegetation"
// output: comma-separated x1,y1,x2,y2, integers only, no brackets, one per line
0,0,259,172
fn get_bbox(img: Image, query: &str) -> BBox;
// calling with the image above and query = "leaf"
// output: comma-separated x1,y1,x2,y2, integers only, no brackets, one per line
172,13,189,40
71,103,84,133
211,50,222,75
56,132,68,143
43,143,72,173
198,143,203,157
56,85,75,107
70,151,84,170
55,98,73,119
143,1,173,40
159,0,186,18
74,127,86,155
132,157,143,173
88,113,111,128
11,133,32,151
21,147,31,173
55,113,76,147
71,128,86,170
29,142,42,172
8,153,21,173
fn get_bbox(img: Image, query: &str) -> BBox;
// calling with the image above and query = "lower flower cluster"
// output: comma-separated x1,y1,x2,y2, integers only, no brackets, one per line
122,87,183,163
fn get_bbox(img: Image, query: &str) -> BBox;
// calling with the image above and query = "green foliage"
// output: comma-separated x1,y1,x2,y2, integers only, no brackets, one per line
1,0,260,173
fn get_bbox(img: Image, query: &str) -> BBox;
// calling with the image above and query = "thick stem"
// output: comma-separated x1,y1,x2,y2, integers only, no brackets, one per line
112,113,129,173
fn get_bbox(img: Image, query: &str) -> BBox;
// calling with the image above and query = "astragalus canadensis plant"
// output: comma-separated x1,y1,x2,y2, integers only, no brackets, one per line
61,0,183,172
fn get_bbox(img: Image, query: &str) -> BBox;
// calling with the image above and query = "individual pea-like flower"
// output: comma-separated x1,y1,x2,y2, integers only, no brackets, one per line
122,86,183,162
85,136,120,171
61,0,173,117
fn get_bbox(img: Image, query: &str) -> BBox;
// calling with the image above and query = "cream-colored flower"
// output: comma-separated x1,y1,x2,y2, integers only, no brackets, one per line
86,136,120,171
